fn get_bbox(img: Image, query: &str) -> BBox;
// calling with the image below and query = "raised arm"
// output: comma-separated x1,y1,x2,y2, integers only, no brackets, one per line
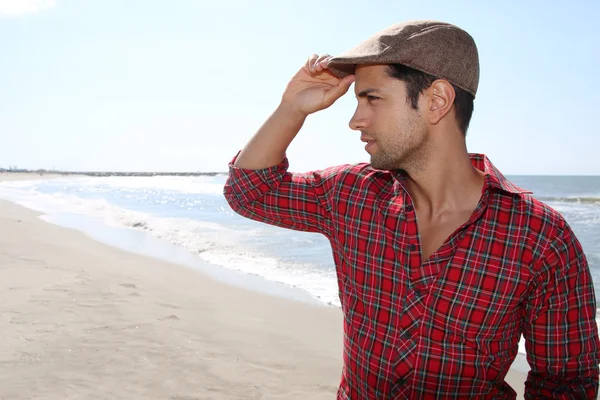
223,55,355,236
232,54,355,171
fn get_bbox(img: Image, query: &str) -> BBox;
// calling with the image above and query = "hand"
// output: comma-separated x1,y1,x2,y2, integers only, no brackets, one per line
281,54,355,117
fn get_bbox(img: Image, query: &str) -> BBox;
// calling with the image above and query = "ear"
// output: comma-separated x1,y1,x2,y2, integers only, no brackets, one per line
427,80,455,126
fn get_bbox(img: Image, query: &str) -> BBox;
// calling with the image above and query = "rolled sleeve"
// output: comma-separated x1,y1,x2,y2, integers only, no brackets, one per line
224,152,290,206
223,151,344,236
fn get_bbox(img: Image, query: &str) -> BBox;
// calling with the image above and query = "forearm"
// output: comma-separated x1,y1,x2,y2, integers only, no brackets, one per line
234,102,307,170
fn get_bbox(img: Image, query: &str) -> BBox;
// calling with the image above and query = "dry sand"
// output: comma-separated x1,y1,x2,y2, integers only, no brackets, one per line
0,174,527,399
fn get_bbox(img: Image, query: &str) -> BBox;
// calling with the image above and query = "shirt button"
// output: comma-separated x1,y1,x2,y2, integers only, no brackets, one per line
410,244,416,251
406,205,414,212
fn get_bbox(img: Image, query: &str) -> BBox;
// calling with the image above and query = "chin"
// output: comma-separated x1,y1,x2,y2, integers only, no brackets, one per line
371,155,405,171
370,160,391,171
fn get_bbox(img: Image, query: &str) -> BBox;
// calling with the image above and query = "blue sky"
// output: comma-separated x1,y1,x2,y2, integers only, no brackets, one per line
0,0,598,175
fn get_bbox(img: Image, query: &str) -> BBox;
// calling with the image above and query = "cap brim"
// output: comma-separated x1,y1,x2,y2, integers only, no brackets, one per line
326,60,356,79
327,53,393,79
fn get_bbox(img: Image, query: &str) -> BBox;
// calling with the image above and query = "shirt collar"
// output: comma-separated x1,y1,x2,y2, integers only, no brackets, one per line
469,153,532,195
389,153,532,196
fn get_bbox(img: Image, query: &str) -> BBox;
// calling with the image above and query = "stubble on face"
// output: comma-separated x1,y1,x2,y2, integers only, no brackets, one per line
369,107,431,172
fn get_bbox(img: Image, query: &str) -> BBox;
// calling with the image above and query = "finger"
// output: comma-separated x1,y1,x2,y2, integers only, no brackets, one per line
316,54,331,64
306,54,319,72
323,74,355,105
313,54,331,72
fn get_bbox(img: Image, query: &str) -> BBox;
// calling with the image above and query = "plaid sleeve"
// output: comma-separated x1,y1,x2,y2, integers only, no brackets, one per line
523,221,600,399
223,152,343,237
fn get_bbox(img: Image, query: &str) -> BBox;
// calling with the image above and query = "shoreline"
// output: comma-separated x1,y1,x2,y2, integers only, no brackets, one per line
41,211,326,307
0,174,528,398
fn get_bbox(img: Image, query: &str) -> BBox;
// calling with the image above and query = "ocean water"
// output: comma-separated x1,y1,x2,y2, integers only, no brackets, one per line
1,173,599,359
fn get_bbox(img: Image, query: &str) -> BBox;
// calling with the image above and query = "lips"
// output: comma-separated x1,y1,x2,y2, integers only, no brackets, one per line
361,137,376,152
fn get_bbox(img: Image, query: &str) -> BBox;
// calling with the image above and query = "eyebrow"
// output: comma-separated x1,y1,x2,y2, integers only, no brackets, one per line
356,88,382,98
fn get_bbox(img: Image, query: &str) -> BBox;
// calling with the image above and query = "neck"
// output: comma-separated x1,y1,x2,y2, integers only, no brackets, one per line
403,139,485,218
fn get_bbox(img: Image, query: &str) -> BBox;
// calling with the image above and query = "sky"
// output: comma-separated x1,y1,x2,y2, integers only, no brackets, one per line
0,0,598,175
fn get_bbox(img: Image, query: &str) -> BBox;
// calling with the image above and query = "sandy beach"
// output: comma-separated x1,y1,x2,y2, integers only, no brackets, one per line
0,174,528,399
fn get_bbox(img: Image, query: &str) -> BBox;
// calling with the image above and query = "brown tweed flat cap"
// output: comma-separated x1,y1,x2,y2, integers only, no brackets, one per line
327,20,480,97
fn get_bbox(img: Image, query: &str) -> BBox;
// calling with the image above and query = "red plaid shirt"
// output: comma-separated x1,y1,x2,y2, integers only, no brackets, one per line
223,152,600,399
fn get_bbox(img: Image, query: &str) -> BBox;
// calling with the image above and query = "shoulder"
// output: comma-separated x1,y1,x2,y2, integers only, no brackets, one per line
512,192,571,237
294,162,389,185
502,191,583,270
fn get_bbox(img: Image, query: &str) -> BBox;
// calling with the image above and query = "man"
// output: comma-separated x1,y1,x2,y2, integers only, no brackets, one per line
223,20,600,399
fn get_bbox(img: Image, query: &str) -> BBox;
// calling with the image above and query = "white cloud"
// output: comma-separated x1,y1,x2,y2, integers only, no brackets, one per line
0,0,55,16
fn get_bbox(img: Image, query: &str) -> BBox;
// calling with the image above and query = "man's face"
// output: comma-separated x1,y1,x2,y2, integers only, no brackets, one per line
349,65,429,171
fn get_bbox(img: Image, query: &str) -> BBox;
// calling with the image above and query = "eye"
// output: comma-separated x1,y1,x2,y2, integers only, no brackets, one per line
367,95,380,102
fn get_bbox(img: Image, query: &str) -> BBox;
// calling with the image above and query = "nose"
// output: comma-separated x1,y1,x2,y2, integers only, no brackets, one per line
349,106,369,131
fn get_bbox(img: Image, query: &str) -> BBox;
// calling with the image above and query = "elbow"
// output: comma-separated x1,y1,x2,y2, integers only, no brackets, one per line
525,369,599,399
222,180,245,212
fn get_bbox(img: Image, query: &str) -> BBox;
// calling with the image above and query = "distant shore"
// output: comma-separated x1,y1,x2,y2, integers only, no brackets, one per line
0,170,227,178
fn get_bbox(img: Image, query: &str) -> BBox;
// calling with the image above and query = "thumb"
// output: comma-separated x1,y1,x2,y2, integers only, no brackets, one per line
323,74,355,106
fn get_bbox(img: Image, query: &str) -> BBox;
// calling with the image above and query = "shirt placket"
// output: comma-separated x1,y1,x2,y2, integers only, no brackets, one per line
391,191,476,392
402,189,492,397
390,199,424,385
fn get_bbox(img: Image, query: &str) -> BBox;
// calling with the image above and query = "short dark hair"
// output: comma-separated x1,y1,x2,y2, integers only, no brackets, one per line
386,64,474,135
